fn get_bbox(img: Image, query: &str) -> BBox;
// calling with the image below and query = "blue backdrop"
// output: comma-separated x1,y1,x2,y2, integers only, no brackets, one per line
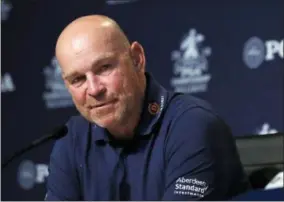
1,0,283,200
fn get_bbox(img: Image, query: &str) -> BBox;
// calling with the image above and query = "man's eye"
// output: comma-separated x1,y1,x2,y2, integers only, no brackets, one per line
71,76,85,85
102,64,112,70
98,64,113,75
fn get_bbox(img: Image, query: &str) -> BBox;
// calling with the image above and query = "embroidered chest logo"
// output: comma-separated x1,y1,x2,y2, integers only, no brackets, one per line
148,102,160,115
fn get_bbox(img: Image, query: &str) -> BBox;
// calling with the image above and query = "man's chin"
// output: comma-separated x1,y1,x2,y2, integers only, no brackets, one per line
91,116,116,128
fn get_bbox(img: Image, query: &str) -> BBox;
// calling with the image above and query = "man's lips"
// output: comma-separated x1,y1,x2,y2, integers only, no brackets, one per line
87,99,117,109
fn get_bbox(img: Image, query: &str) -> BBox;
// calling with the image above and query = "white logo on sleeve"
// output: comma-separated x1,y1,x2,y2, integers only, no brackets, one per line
174,177,208,197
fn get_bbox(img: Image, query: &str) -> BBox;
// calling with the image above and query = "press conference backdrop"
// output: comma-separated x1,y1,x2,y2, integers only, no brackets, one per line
1,0,283,200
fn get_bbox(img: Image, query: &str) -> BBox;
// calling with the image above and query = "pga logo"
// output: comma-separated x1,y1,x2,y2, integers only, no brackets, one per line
265,39,283,60
36,164,49,183
243,37,283,69
17,160,49,190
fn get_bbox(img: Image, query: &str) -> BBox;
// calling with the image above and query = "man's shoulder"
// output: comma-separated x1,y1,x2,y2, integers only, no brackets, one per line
54,115,89,144
52,115,90,152
167,93,217,117
67,115,89,128
164,93,228,136
65,115,90,138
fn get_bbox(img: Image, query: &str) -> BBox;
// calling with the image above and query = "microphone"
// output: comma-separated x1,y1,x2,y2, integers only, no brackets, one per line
2,125,68,169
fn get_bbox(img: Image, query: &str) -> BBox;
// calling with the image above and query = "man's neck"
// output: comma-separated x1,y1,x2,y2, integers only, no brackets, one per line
108,74,147,140
108,99,144,140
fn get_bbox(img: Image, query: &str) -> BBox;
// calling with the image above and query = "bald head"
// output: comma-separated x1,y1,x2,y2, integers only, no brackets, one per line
55,15,130,67
54,15,147,136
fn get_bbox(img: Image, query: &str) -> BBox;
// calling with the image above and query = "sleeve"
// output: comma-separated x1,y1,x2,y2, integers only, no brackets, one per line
45,118,81,201
162,107,249,200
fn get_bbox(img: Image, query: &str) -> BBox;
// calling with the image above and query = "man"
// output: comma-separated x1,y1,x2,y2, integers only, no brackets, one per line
45,15,250,200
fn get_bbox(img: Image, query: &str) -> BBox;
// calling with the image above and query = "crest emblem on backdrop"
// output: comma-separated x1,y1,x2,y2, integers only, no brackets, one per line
42,56,74,109
171,29,212,94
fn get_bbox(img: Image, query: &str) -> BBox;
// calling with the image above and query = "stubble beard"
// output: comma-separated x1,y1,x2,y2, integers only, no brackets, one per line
87,97,128,129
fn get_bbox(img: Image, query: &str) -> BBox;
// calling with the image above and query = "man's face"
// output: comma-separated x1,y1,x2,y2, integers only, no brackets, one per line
58,37,145,129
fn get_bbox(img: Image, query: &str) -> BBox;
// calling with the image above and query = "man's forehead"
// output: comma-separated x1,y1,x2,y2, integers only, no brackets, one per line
61,51,121,78
57,23,129,55
90,52,118,63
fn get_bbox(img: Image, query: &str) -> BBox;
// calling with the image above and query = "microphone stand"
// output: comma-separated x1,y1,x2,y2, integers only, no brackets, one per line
2,125,67,169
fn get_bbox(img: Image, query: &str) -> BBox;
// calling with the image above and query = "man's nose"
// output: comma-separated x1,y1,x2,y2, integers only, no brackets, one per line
86,73,106,97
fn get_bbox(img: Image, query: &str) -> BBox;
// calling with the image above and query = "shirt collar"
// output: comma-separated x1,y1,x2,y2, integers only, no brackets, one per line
91,72,169,142
134,72,169,136
91,124,109,143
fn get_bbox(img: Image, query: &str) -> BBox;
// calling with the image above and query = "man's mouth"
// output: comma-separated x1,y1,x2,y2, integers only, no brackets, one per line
88,99,117,109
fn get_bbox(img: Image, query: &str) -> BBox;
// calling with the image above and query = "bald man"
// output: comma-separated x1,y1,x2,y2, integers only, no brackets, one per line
45,15,250,201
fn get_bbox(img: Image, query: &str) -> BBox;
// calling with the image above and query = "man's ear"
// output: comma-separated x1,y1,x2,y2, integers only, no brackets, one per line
130,41,146,72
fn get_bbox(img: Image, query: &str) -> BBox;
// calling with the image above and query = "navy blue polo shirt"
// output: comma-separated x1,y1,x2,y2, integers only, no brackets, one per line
45,72,250,201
